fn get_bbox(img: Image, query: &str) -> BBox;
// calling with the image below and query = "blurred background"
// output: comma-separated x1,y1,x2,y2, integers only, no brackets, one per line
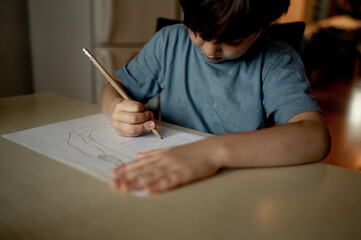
1,0,360,172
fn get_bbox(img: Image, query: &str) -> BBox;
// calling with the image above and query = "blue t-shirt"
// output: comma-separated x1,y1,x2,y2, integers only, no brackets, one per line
115,24,320,135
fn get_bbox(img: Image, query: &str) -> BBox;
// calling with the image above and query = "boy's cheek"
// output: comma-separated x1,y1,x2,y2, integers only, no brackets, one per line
193,41,203,50
223,47,249,60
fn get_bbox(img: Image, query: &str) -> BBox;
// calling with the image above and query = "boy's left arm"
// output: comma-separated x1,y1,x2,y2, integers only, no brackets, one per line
112,111,331,194
217,111,331,168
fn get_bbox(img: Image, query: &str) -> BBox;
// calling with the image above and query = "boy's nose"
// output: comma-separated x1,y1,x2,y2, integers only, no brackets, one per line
201,42,221,56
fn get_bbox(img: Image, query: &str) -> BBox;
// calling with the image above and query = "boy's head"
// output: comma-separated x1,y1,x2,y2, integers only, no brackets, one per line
179,0,290,44
179,0,290,63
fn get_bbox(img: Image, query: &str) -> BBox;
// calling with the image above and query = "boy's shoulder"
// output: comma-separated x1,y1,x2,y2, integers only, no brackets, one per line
156,23,188,37
255,36,299,56
244,36,302,68
151,23,191,49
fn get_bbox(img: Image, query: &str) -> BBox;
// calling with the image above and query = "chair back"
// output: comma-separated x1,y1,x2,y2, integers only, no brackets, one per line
261,22,306,53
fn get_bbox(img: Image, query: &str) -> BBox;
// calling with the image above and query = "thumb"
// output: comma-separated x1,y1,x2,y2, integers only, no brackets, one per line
144,121,156,131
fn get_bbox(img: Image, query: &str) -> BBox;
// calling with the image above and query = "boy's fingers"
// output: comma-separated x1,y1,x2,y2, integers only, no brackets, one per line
115,111,154,124
113,153,162,179
115,100,146,112
112,161,164,190
119,169,165,191
137,148,169,159
114,120,156,137
145,120,155,129
146,173,181,193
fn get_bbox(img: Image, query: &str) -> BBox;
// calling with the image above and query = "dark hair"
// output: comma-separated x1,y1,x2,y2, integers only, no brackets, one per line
179,0,290,44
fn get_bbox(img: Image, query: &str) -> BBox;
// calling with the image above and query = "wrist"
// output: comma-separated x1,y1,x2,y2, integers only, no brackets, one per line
202,136,232,169
107,97,123,121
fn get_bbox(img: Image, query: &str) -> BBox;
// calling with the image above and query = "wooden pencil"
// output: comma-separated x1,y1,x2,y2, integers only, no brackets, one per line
82,48,163,139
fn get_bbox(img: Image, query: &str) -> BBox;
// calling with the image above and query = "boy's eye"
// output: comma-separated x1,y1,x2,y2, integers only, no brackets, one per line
228,40,243,46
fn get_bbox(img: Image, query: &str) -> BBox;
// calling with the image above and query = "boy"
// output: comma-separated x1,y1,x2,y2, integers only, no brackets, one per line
102,0,331,194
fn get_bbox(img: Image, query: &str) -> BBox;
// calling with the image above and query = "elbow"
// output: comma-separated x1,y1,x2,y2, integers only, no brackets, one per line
288,111,331,164
317,128,331,162
311,120,332,163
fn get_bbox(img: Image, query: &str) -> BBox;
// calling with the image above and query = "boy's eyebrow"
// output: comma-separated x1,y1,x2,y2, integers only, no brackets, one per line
229,39,244,45
218,38,244,46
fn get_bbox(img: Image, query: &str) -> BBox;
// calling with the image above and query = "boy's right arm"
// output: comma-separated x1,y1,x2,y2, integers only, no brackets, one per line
101,82,157,137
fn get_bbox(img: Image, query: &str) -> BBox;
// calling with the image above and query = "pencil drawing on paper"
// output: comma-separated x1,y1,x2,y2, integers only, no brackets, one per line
2,114,205,181
66,120,197,167
67,123,128,166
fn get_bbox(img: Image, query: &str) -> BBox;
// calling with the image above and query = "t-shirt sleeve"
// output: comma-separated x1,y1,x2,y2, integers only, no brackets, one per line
262,48,321,125
113,28,166,103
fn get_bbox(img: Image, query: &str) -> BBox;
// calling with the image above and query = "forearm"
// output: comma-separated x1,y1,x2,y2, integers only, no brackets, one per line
203,114,331,168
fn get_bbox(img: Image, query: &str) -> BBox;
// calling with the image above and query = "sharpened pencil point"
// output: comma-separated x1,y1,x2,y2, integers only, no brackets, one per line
152,129,163,139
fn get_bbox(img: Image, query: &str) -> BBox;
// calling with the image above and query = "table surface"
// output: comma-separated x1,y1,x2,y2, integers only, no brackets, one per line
1,93,360,240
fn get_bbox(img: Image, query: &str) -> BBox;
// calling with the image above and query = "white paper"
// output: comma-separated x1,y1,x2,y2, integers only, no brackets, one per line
2,114,205,182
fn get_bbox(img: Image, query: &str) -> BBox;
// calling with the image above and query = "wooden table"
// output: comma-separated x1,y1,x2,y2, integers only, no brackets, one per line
1,93,360,240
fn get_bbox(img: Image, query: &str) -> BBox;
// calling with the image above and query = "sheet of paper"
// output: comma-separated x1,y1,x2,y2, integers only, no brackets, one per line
2,114,205,183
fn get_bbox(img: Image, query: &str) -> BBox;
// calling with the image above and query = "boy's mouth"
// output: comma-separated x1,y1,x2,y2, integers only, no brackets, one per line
203,54,222,62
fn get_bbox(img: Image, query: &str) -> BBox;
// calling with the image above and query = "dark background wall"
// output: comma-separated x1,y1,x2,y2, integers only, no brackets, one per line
0,0,33,98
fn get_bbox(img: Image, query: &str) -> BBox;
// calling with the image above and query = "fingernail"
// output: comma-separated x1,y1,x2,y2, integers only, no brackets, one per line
147,121,155,130
112,167,123,176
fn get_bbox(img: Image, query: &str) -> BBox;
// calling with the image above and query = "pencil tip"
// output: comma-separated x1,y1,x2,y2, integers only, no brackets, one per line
152,129,163,139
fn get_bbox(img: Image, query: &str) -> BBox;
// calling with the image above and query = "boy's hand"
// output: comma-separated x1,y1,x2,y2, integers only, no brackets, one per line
110,99,157,137
111,141,221,194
